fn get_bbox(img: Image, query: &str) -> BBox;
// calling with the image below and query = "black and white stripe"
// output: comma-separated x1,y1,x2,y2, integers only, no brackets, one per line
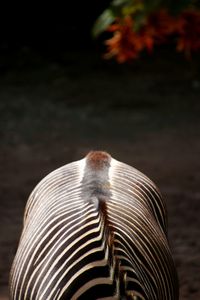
10,151,179,299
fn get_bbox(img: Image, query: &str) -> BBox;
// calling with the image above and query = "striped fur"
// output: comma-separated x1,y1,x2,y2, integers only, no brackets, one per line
10,151,179,299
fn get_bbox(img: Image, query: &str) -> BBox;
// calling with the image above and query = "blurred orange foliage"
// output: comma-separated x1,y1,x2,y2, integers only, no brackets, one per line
104,9,200,62
176,10,200,58
104,17,143,63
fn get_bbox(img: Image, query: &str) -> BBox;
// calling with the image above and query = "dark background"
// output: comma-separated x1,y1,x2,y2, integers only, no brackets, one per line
0,3,200,299
0,2,109,55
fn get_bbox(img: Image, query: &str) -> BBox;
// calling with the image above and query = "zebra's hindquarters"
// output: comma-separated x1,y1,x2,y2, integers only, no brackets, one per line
10,151,179,300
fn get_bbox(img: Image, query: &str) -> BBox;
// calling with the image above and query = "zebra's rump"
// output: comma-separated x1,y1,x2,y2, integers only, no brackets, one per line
9,151,179,300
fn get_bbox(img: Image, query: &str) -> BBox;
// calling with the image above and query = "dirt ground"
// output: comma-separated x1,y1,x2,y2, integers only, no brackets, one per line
0,49,200,299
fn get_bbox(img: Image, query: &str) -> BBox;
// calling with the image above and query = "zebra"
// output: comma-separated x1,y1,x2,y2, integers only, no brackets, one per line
10,151,179,299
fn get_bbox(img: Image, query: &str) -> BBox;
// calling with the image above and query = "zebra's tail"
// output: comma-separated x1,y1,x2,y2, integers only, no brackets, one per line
83,151,130,297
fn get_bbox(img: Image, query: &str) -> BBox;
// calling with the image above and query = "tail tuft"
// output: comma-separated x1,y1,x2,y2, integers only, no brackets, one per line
86,151,111,170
